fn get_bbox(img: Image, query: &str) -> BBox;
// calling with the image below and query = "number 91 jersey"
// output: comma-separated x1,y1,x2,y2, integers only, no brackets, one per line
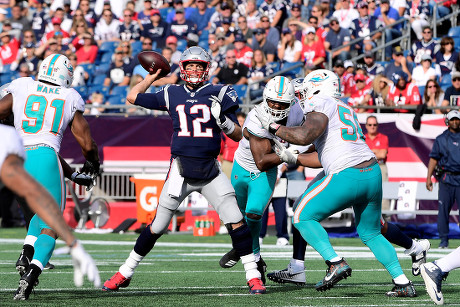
301,93,375,175
7,77,85,152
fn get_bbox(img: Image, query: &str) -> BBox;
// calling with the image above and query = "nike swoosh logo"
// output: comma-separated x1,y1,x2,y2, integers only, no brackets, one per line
432,286,442,301
324,266,339,282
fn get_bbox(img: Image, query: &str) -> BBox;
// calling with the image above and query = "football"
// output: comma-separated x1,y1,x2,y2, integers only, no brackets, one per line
137,51,171,77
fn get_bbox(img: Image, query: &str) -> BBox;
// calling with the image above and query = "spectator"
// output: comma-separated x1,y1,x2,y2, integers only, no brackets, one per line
69,53,89,87
79,0,98,28
284,17,302,42
306,15,327,43
440,71,460,112
245,0,262,30
137,0,154,26
426,110,460,249
408,26,439,65
251,27,276,62
349,72,372,112
362,51,384,79
207,33,225,77
213,49,248,85
236,16,253,45
119,8,140,42
75,32,98,64
69,10,92,37
369,74,391,109
119,41,134,68
189,0,215,34
7,4,31,34
365,115,390,210
248,49,273,100
216,17,235,45
435,36,458,81
374,0,403,60
384,46,414,82
170,7,197,41
12,43,39,74
186,32,199,48
282,4,307,30
345,60,355,75
104,47,132,89
332,0,359,29
69,20,90,51
234,33,253,68
258,15,280,49
94,9,120,45
0,31,20,65
259,0,287,31
333,60,354,97
424,79,444,114
208,1,236,33
165,35,182,64
141,9,170,49
43,17,71,45
85,92,105,116
367,0,378,14
407,0,431,41
301,26,326,70
315,2,330,26
291,0,309,19
166,0,193,24
387,71,422,112
412,54,438,87
30,0,49,41
17,62,33,78
47,8,73,34
350,1,383,53
324,17,351,63
151,47,180,87
277,28,302,64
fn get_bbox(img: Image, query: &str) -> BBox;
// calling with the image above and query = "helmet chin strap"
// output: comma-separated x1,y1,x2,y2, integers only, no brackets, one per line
186,81,204,89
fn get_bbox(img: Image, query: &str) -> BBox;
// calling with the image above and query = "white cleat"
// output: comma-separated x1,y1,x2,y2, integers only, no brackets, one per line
408,239,430,276
276,237,289,246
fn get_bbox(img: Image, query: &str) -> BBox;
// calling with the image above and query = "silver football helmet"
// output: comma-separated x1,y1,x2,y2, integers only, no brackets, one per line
262,76,296,122
179,46,211,84
302,69,341,100
292,77,304,101
38,53,74,88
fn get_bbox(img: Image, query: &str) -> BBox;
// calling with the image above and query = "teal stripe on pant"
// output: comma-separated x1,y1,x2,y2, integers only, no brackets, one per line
294,163,404,279
231,161,277,254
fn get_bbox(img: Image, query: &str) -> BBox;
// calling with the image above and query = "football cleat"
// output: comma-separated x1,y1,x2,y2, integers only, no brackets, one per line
247,278,266,294
256,257,267,285
410,239,430,276
44,262,55,270
13,265,40,300
276,237,289,246
385,281,417,297
421,262,445,305
16,253,30,278
219,248,240,268
315,258,352,291
102,272,131,292
267,263,306,286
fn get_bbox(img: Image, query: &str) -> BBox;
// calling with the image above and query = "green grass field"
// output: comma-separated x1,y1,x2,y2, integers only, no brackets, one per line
1,228,459,306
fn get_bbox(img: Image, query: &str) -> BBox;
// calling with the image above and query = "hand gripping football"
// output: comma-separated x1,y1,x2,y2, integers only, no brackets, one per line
137,51,171,77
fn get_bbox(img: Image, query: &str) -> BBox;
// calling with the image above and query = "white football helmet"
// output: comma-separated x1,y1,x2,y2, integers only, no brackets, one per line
292,78,304,101
0,82,10,98
302,69,341,100
179,46,211,85
38,53,74,88
262,76,296,122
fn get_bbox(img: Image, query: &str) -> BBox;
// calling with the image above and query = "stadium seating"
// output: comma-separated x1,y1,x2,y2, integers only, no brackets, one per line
78,63,95,75
111,85,129,97
440,74,452,91
0,72,17,84
73,85,88,101
159,7,172,20
106,95,127,113
198,40,208,49
131,40,143,55
281,61,304,79
267,61,281,73
447,26,460,38
177,39,187,52
91,74,107,86
418,85,425,97
94,63,111,76
232,84,248,104
99,51,114,64
100,41,119,53
88,84,110,97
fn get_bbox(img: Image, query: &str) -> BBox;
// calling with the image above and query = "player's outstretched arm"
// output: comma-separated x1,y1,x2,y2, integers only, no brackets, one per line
70,112,100,166
249,132,282,171
126,69,162,104
275,112,328,146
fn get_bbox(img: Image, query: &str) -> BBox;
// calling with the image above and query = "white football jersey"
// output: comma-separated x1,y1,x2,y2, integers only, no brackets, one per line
0,125,25,175
301,94,375,175
7,78,85,152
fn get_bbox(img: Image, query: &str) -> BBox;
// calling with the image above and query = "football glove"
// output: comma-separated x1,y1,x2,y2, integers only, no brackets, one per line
273,138,299,164
71,172,94,189
210,95,235,134
254,104,281,135
70,241,101,288
81,160,100,177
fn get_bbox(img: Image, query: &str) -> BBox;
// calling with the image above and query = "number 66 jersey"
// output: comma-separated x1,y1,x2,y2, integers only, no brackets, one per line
7,77,85,152
300,93,375,175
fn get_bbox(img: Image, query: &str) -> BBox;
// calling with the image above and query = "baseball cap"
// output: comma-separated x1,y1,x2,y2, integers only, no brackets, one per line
176,7,184,13
305,26,316,34
354,73,366,81
393,45,403,56
357,1,368,8
221,2,230,9
421,54,432,62
364,51,374,58
25,42,35,48
52,17,62,25
254,28,265,35
447,110,460,120
329,17,339,24
292,3,301,9
234,33,246,42
391,71,408,83
166,35,178,45
451,71,460,79
282,28,291,35
151,9,160,16
320,0,329,2
2,20,10,26
381,0,390,3
222,17,231,24
334,60,344,67
187,32,199,43
174,0,183,3
216,32,226,40
115,47,123,54
344,60,354,69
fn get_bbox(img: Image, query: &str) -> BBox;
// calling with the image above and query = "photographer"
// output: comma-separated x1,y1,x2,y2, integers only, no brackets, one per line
426,110,460,248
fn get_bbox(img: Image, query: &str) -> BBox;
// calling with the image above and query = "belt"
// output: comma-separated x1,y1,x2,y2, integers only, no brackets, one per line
353,158,377,169
25,143,54,151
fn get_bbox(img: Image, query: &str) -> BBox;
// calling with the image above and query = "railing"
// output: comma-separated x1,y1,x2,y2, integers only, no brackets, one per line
432,0,459,37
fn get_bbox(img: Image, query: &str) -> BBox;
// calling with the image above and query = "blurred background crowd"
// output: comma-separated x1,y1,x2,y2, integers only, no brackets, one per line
0,0,459,114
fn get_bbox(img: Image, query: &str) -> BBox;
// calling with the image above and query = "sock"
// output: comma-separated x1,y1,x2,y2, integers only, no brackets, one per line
133,225,161,256
24,235,37,247
393,274,410,285
30,259,44,271
290,258,304,272
32,234,56,268
435,246,460,273
241,254,260,281
245,216,262,255
228,224,253,258
254,252,260,262
119,250,144,279
382,223,412,249
292,226,307,261
330,256,342,263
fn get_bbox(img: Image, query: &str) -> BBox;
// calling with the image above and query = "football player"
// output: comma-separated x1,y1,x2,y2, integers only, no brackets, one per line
0,53,100,300
0,124,100,290
102,46,266,294
257,69,417,297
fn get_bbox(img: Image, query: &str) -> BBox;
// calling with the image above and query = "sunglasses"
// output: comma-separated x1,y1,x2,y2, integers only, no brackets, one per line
427,85,436,88
261,20,269,22
24,35,34,38
143,42,152,45
442,42,453,45
330,21,338,25
366,123,378,127
226,56,236,58
356,79,365,83
423,31,432,34
104,14,112,17
238,21,246,24
453,78,460,82
124,14,132,17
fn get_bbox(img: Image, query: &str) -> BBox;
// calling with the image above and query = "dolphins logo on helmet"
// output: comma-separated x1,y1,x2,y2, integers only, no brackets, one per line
302,69,341,100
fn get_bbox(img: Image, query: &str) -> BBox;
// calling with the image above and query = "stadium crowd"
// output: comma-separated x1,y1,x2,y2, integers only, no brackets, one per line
0,0,459,113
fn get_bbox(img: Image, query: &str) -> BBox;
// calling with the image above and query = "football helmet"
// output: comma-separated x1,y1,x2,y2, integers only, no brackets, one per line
292,78,304,101
303,69,341,100
37,53,74,88
179,46,211,84
0,82,10,98
262,76,295,122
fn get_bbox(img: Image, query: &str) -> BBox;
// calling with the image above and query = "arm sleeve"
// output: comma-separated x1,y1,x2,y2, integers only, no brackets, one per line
134,88,168,110
429,136,443,160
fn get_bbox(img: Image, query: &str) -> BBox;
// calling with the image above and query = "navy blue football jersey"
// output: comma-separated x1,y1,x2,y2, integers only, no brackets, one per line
135,84,240,158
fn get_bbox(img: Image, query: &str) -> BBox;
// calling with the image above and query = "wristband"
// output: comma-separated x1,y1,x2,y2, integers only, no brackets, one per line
71,172,78,181
220,116,235,135
268,123,281,135
69,239,78,248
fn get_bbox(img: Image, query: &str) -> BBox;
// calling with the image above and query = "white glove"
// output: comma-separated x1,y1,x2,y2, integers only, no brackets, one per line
71,172,95,191
70,241,101,288
209,95,235,134
254,104,281,135
273,138,299,164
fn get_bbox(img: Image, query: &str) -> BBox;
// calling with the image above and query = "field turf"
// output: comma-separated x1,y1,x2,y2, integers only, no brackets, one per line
1,228,459,306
